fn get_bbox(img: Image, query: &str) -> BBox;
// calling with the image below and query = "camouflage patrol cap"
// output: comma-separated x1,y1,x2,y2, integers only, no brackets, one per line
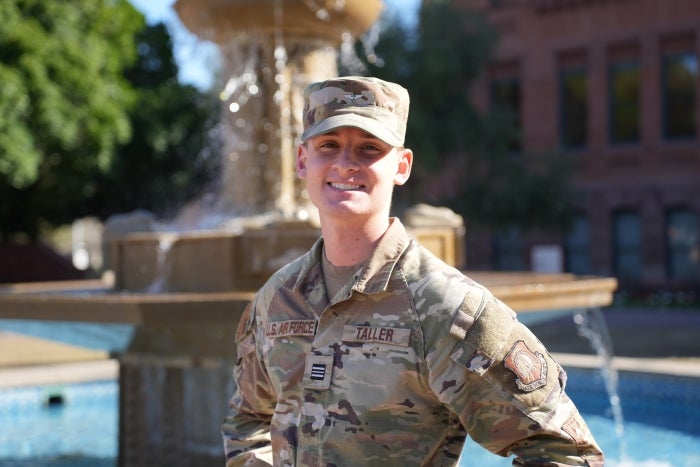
301,76,410,147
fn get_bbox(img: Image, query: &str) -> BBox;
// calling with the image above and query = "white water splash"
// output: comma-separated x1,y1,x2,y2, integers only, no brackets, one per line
146,234,177,293
573,308,628,461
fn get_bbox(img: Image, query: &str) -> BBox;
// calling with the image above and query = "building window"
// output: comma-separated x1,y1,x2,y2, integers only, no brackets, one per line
666,208,699,280
612,210,642,280
560,69,588,149
564,213,590,275
609,61,641,144
490,77,522,151
494,227,525,271
662,51,698,140
489,60,521,152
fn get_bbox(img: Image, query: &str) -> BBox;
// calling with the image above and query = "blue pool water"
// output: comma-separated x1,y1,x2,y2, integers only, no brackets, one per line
0,369,699,466
0,381,118,467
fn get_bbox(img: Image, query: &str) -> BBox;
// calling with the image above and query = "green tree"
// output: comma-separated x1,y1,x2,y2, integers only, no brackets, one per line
0,0,142,240
0,1,221,240
345,0,573,230
87,23,221,220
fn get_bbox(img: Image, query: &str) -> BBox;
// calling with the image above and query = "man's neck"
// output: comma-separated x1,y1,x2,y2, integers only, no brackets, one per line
320,217,391,267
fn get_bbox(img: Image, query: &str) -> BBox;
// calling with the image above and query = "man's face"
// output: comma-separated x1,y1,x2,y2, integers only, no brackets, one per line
296,127,412,225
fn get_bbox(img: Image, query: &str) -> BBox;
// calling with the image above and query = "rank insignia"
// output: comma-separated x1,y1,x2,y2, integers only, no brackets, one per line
504,340,548,392
303,355,334,390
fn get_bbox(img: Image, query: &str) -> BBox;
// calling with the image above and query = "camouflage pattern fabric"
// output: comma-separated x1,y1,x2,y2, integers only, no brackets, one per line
222,219,604,466
301,76,410,147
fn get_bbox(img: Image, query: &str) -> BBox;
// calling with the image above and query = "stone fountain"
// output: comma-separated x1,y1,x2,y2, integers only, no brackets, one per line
0,1,617,466
109,0,392,294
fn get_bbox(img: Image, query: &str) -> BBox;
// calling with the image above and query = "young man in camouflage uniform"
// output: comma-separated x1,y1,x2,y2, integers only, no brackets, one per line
222,76,604,466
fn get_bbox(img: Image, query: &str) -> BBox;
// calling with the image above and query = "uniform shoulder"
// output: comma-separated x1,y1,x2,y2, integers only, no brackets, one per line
400,241,490,314
249,248,316,311
259,249,312,292
400,241,475,288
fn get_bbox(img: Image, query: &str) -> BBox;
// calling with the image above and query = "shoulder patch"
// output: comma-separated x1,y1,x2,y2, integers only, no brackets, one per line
504,340,548,392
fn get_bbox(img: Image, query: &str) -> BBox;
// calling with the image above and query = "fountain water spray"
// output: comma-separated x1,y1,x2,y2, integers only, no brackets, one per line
574,308,628,462
175,0,384,220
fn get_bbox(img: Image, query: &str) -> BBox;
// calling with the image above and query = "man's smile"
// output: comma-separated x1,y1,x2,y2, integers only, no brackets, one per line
328,182,364,191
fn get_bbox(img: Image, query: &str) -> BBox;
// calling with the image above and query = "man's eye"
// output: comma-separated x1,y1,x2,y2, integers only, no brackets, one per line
361,145,384,154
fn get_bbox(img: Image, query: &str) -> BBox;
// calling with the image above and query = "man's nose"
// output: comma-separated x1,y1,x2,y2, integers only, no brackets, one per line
332,148,358,172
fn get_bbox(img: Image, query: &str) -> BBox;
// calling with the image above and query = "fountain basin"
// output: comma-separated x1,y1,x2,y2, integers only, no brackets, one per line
0,279,252,325
0,273,617,323
467,272,618,313
174,0,384,45
0,273,617,361
107,220,469,293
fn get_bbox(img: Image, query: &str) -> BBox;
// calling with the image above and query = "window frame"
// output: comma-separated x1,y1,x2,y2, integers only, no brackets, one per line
608,60,641,145
661,50,698,141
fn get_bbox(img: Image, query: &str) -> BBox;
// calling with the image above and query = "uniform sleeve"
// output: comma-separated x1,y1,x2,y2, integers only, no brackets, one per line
425,288,604,467
221,303,276,466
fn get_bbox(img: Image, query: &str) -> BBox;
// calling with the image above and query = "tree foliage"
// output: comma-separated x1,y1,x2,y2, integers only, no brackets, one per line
344,0,574,231
0,0,141,239
87,23,221,220
0,1,221,240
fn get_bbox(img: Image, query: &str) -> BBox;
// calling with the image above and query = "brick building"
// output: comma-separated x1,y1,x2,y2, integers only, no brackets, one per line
455,0,700,297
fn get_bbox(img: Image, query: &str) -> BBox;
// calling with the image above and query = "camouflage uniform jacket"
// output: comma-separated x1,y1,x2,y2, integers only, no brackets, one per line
222,219,603,466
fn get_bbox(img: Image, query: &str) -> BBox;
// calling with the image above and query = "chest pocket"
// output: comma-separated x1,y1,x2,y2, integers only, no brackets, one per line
262,319,317,394
335,323,417,396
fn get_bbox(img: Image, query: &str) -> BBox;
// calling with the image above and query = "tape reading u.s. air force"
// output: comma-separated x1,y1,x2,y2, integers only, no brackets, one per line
264,320,316,338
342,325,411,346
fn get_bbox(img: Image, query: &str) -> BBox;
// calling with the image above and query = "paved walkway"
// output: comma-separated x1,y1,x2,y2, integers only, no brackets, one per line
0,331,116,389
0,331,108,367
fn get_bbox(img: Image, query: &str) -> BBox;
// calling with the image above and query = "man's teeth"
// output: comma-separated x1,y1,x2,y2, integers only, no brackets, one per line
330,182,361,190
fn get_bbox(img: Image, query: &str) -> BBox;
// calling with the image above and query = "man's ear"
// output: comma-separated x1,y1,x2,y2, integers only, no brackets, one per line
296,144,307,179
394,148,413,186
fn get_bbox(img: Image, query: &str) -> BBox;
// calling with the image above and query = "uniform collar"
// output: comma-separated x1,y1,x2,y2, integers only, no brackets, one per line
293,217,412,299
354,217,411,295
